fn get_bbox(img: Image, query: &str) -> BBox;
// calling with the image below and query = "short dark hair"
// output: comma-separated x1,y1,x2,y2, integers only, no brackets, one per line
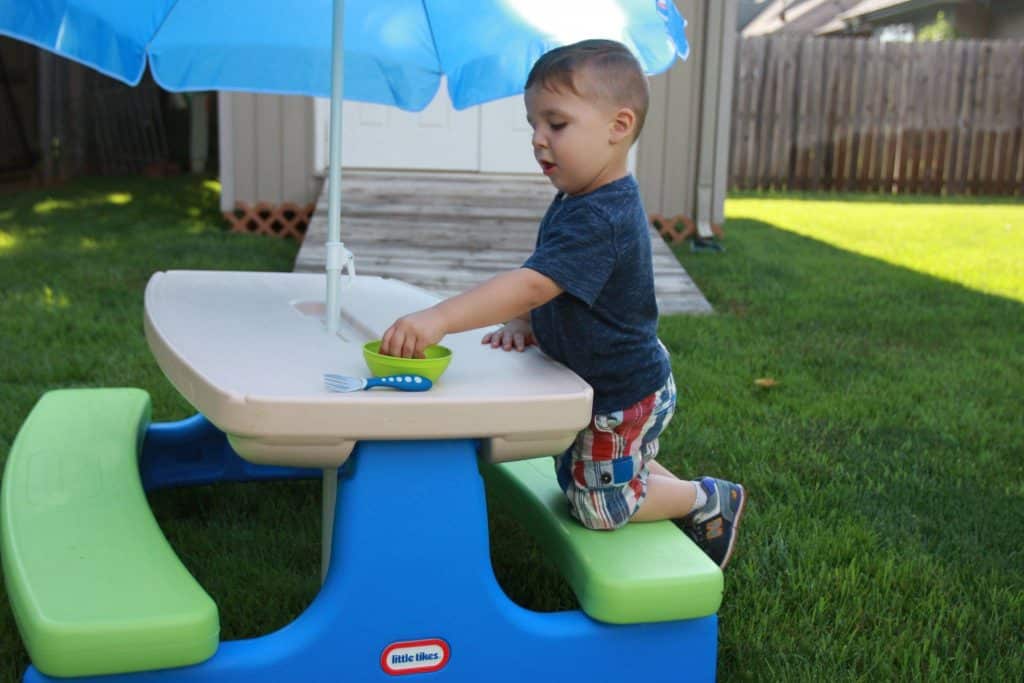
525,39,650,140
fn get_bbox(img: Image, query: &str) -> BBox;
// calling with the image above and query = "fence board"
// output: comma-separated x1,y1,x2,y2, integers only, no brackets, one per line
990,42,1021,194
820,40,838,189
734,38,750,188
950,41,977,194
736,37,768,189
861,40,886,192
753,37,775,189
758,38,778,187
778,36,800,188
939,40,961,191
880,43,905,193
829,39,851,189
903,43,927,192
916,42,935,193
762,36,793,188
940,41,966,193
971,42,994,194
730,35,1024,195
793,38,822,190
847,39,865,189
852,40,871,190
1010,43,1024,196
925,42,951,193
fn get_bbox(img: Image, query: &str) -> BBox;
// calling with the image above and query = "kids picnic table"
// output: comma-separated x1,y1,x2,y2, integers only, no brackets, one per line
2,271,723,682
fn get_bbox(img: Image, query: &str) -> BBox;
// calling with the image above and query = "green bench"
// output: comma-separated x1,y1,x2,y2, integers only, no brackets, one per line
481,457,723,624
1,389,219,678
1,388,719,677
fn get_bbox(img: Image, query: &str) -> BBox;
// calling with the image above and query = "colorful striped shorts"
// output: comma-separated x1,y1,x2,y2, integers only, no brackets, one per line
554,374,677,530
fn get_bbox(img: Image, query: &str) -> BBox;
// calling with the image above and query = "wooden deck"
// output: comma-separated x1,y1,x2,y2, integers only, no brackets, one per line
294,170,712,315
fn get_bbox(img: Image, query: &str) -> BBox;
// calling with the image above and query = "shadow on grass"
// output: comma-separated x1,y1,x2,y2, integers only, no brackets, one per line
662,218,1023,680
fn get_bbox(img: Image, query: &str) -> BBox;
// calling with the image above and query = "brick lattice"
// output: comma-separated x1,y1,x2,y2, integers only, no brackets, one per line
649,213,723,244
224,201,314,241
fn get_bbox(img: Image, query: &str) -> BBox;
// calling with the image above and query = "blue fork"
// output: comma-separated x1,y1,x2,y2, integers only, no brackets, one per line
323,373,433,393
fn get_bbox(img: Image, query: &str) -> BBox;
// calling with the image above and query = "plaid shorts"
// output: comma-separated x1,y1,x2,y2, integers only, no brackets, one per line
555,374,677,530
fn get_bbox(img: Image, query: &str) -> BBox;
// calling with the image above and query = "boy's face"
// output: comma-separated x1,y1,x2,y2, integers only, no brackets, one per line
525,78,633,196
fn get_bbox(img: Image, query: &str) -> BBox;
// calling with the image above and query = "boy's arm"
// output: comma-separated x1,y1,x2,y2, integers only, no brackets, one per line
380,268,561,358
436,268,559,333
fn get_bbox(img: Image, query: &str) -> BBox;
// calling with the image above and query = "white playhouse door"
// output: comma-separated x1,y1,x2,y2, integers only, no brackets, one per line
335,79,479,171
320,81,539,174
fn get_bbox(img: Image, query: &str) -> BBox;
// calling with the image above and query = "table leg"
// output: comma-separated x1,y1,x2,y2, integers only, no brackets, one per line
321,468,337,583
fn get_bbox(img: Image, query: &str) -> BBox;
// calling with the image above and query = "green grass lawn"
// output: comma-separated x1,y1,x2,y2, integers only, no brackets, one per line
1,179,1022,680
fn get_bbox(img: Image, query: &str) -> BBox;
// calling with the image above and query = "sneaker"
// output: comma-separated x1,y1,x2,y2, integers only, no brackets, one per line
681,477,746,569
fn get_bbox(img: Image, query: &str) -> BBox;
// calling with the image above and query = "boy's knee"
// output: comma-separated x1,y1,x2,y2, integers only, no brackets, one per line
576,511,629,531
564,484,638,531
555,435,653,531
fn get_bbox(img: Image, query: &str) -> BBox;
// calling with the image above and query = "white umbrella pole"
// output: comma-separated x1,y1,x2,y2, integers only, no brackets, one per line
325,0,346,336
322,0,346,584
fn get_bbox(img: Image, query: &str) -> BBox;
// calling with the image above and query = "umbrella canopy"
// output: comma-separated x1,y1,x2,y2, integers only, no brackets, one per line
2,0,689,331
2,0,688,111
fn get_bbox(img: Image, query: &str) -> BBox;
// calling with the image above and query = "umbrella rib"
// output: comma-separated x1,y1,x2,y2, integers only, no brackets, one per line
145,0,185,51
419,1,446,79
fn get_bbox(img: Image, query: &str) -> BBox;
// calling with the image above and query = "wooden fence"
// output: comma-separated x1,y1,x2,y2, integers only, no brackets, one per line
730,36,1024,195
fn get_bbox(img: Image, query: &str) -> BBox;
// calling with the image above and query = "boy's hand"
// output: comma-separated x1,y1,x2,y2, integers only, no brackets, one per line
481,318,535,352
380,308,447,358
380,268,558,358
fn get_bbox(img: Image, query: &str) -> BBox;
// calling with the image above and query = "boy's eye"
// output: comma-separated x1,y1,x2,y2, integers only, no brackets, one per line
550,122,567,131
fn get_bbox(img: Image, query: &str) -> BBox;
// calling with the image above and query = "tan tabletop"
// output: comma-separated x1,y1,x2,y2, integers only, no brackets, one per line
144,270,592,467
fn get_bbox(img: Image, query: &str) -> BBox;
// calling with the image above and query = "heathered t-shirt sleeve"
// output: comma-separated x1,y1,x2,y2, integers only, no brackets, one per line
522,204,616,307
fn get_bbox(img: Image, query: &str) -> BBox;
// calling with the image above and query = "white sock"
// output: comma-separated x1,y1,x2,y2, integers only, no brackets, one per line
690,480,707,513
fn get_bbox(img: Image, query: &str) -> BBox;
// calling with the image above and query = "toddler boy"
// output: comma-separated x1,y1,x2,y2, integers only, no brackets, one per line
380,39,745,568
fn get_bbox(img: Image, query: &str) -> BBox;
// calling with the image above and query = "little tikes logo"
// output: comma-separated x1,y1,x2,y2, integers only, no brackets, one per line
381,638,450,676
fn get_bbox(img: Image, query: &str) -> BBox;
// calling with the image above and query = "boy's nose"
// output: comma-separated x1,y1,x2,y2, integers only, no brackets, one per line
531,130,546,149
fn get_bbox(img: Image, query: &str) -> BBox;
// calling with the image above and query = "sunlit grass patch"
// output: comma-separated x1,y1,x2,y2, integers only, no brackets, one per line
39,286,70,310
32,198,76,214
726,194,1024,303
32,190,135,216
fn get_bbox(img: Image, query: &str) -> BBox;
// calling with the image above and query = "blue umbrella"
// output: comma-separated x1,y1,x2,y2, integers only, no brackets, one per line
2,0,689,329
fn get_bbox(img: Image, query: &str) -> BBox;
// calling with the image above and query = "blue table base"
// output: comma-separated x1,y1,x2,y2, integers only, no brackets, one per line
25,420,717,682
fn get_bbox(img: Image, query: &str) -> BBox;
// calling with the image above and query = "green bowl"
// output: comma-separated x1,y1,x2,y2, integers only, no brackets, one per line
362,341,453,382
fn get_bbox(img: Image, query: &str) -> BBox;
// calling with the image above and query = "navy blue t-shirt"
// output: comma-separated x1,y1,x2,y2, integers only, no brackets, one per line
523,175,670,414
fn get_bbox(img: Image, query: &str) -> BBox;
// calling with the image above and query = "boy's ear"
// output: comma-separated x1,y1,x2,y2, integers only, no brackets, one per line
609,107,637,143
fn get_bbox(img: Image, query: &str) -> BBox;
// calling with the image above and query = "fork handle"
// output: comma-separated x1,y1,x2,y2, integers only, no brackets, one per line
366,375,433,392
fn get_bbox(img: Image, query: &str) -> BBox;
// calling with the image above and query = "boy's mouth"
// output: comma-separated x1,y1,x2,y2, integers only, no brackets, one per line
539,160,557,175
